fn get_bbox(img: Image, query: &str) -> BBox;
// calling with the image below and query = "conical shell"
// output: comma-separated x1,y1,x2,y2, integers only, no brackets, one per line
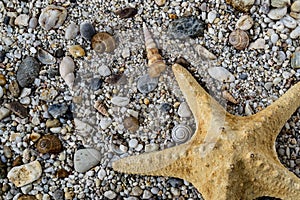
94,101,109,116
222,90,238,104
143,23,166,78
59,56,75,89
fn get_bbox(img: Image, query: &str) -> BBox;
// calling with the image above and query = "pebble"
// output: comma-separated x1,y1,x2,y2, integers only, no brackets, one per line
177,102,192,118
160,103,172,112
0,74,6,86
249,38,265,49
267,7,287,20
236,15,254,30
80,22,96,41
39,5,67,30
90,78,103,90
290,26,300,39
99,118,112,129
7,160,42,187
111,96,130,107
137,74,158,94
130,186,143,196
291,51,300,69
59,56,75,89
154,0,166,6
48,104,68,118
0,86,3,98
40,88,58,102
123,116,139,132
271,0,290,8
103,191,117,199
97,168,106,180
168,17,205,39
98,65,112,77
122,47,131,58
270,33,279,44
145,143,159,152
52,190,64,200
18,195,37,200
5,102,28,118
14,14,29,26
74,148,102,173
37,49,56,65
128,139,138,148
65,23,79,39
207,67,235,82
17,57,41,87
115,7,138,18
28,17,38,29
291,1,300,12
226,0,255,12
56,168,69,178
37,135,63,154
281,15,297,29
55,49,65,58
0,51,5,63
207,10,217,24
69,45,85,58
8,80,20,97
142,190,153,199
0,160,7,179
0,107,10,120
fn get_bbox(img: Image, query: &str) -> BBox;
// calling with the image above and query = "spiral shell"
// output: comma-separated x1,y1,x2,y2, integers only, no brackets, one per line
59,56,75,89
171,124,192,144
91,32,116,53
228,29,249,50
94,101,109,116
143,23,166,78
36,135,62,154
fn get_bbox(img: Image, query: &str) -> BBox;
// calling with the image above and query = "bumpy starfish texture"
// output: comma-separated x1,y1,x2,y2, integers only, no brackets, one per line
113,63,300,200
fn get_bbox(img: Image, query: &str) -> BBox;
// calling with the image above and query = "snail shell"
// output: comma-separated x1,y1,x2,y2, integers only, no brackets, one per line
94,101,109,116
171,124,192,144
222,90,238,104
36,135,62,154
228,29,249,50
91,32,116,53
143,23,166,78
59,56,75,89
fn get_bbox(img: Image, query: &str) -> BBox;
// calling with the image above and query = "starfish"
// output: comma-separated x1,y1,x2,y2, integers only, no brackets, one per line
112,63,300,200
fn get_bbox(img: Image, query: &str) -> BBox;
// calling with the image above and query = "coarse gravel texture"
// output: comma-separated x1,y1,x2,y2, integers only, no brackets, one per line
0,0,300,200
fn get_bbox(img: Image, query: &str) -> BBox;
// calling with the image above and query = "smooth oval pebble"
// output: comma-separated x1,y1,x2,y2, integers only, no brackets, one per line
123,116,139,132
290,26,300,39
29,17,38,29
74,149,102,173
80,22,96,41
267,7,287,20
207,67,235,82
38,5,67,30
291,1,300,12
137,74,158,94
17,57,41,87
37,49,56,65
90,78,103,91
111,96,129,107
69,45,85,58
59,56,75,89
271,0,290,8
15,14,29,26
281,15,297,29
172,124,192,144
177,102,192,118
236,15,254,30
65,23,79,39
115,7,138,18
7,160,42,187
291,51,300,69
36,135,62,154
0,107,10,120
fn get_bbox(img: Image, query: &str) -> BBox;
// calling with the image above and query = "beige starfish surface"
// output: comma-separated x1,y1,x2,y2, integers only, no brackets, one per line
113,63,300,200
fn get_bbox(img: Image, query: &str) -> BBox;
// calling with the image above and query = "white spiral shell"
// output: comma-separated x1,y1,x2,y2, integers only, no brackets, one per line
171,124,192,144
59,56,75,89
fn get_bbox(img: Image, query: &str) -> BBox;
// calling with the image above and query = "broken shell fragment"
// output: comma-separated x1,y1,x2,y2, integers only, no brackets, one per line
37,48,56,65
38,5,67,30
91,32,116,53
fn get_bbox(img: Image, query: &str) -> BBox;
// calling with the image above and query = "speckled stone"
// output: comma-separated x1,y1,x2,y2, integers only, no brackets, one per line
17,57,41,87
74,149,102,173
168,17,205,39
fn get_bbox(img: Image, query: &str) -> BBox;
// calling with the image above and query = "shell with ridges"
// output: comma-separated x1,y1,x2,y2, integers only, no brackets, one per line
143,23,166,78
59,56,75,89
171,124,192,144
36,135,62,154
91,32,116,53
94,101,109,116
229,29,249,50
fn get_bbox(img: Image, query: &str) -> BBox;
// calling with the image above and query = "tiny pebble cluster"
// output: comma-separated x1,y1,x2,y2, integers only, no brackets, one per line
0,0,300,199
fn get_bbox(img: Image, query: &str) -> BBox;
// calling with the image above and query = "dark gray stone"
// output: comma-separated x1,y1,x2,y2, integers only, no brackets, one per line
48,104,68,118
168,17,205,39
90,78,103,91
80,22,96,41
17,57,40,87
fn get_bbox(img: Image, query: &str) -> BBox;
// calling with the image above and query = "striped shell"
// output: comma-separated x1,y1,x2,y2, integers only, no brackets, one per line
91,32,116,53
36,135,62,154
143,23,166,78
94,101,109,116
229,29,249,50
171,124,192,144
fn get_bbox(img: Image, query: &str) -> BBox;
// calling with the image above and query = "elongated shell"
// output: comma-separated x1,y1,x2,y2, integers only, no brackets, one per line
143,23,166,78
91,32,116,53
229,29,249,50
171,124,192,144
36,135,62,154
94,101,109,116
59,56,75,89
222,90,238,104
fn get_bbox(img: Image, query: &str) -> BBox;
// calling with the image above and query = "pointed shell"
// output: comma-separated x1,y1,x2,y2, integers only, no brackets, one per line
94,101,109,116
171,124,192,144
91,32,116,53
222,90,238,104
36,135,62,154
229,29,249,50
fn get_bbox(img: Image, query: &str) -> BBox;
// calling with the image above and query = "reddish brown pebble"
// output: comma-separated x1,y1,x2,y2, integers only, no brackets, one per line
115,7,138,18
0,74,6,86
5,102,28,118
36,135,62,154
12,156,23,167
56,168,70,178
123,116,139,132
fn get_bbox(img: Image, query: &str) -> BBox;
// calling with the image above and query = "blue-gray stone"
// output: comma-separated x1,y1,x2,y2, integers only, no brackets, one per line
17,57,40,87
137,74,158,94
168,17,205,39
80,22,96,41
90,78,103,91
48,104,68,118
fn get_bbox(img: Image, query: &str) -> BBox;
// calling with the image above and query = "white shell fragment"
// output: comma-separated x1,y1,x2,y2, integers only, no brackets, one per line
59,56,75,89
172,124,193,144
7,160,42,187
195,44,217,60
37,48,56,64
207,67,235,82
38,5,67,30
267,7,287,20
236,15,254,30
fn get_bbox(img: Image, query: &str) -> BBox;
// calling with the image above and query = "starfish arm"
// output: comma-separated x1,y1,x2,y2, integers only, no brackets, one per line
112,143,194,180
249,82,300,140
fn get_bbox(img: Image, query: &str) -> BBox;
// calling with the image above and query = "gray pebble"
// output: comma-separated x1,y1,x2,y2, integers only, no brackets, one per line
100,118,112,129
264,82,273,90
267,7,287,20
128,139,138,148
52,190,64,200
290,26,300,39
0,107,10,120
130,186,143,196
103,190,117,199
207,10,217,24
273,77,282,85
74,149,101,173
28,17,38,29
37,49,56,65
281,15,297,29
80,22,96,41
137,74,158,94
111,96,129,107
97,168,106,180
291,51,300,69
98,65,111,77
150,187,159,195
65,23,79,40
14,14,29,26
90,78,103,91
48,104,68,118
270,33,279,44
17,57,41,87
207,67,235,82
142,190,153,199
177,102,192,118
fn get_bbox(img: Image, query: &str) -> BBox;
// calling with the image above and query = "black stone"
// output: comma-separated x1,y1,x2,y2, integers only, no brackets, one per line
16,57,40,87
3,16,10,25
160,103,172,112
80,22,96,41
0,51,5,63
168,17,205,39
54,49,65,58
0,160,7,179
90,78,103,91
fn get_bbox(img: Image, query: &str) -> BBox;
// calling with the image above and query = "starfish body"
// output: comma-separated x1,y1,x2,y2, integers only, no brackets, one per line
113,64,300,200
